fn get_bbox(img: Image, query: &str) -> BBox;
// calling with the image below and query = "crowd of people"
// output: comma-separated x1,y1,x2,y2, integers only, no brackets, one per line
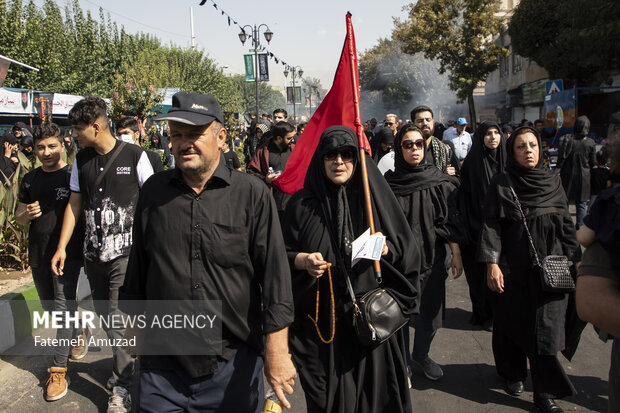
0,93,619,413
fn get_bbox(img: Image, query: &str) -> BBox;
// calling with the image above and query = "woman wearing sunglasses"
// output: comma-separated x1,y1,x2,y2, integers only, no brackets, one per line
384,124,464,382
458,121,507,330
281,125,421,413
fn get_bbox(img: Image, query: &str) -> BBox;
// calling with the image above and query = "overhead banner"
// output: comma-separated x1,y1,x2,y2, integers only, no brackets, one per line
258,53,269,81
52,93,84,115
286,86,302,104
33,92,54,122
244,54,255,82
0,87,32,114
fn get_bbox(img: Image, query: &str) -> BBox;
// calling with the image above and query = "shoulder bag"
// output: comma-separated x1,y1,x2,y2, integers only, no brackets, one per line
504,172,575,292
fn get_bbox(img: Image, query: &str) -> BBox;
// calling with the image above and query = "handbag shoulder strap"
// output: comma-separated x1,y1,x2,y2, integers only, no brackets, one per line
93,141,126,190
503,172,542,267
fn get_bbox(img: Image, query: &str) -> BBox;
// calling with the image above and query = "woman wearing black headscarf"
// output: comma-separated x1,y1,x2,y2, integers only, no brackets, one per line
479,126,580,413
282,125,420,413
371,127,395,163
385,124,464,381
459,121,506,328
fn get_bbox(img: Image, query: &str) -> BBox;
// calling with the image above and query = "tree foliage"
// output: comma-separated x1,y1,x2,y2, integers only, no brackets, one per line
358,37,451,116
509,0,620,87
230,74,285,115
0,0,243,114
394,0,509,123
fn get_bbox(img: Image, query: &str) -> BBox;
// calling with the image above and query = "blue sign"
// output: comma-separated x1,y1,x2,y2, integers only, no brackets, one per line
545,80,563,95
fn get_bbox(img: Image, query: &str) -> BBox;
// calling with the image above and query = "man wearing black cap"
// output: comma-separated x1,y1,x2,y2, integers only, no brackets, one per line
51,96,154,413
120,91,296,412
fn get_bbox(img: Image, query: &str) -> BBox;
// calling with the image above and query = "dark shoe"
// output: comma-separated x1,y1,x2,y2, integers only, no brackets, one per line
504,379,524,396
534,396,564,413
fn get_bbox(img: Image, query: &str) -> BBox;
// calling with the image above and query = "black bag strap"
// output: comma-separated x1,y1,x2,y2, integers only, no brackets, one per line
319,202,363,312
94,142,126,190
503,172,542,267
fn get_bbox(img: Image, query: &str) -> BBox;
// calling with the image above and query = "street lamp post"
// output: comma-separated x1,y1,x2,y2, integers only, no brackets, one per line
239,24,273,117
283,65,303,121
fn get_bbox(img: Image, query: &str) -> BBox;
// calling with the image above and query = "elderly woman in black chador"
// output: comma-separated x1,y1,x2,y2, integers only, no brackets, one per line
458,121,507,329
384,124,464,381
281,125,421,413
479,126,581,413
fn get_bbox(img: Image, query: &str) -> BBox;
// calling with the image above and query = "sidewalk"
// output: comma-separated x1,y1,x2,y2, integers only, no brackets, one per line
0,272,611,412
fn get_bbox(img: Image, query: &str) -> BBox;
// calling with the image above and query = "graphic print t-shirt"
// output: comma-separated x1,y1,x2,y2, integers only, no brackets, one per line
70,140,153,262
19,165,83,268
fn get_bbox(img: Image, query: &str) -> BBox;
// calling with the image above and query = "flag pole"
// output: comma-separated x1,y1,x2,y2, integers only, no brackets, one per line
345,13,382,283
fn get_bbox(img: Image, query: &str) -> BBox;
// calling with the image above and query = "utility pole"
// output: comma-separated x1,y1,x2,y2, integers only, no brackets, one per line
190,7,196,50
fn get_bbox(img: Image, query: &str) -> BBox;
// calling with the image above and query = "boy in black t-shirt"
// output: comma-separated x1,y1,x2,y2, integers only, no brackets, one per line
590,149,612,202
15,123,84,402
222,138,241,170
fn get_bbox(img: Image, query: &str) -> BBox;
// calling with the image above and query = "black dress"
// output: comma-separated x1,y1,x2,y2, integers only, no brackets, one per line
458,121,507,325
282,126,420,413
479,126,580,399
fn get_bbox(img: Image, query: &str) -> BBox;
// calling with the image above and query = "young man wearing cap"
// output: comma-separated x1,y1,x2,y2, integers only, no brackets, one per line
120,91,296,412
51,96,154,413
443,117,472,164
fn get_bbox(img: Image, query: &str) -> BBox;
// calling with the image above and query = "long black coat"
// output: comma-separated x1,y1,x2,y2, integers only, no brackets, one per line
478,173,580,355
558,117,596,202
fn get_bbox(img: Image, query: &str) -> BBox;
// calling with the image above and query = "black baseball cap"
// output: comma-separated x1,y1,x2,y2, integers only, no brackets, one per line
154,92,224,126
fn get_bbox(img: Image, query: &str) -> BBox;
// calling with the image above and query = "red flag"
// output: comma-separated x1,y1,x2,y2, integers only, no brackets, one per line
273,12,371,195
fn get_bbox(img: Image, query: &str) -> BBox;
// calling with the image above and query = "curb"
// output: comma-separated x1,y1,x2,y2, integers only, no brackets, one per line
0,268,91,354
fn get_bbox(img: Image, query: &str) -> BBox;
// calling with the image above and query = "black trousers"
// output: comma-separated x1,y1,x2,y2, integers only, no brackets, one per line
84,256,135,389
460,243,492,324
492,328,576,399
139,344,264,413
32,260,82,368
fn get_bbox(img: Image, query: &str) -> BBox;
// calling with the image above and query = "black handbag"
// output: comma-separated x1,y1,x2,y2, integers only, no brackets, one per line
504,173,575,293
343,267,408,347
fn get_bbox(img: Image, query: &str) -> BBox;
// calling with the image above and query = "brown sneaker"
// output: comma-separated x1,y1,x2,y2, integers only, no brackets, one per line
71,328,89,360
46,367,68,401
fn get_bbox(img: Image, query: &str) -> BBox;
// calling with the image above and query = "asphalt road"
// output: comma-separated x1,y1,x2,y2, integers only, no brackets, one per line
0,272,611,413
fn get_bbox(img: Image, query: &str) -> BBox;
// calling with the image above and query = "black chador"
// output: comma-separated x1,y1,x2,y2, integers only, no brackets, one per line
282,126,420,413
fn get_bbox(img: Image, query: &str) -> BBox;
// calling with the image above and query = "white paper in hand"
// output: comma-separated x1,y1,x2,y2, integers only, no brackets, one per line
351,228,386,267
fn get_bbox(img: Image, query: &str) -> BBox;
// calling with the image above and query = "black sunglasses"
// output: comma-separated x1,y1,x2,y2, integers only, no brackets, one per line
323,148,356,162
384,121,394,126
401,139,425,150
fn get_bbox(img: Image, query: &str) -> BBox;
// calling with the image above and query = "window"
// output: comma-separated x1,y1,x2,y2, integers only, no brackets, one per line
512,53,522,73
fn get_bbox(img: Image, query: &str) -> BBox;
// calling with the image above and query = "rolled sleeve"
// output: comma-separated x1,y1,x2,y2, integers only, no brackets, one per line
578,242,617,280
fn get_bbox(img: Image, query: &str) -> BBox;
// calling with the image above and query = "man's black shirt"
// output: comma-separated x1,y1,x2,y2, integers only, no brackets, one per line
120,162,294,378
268,140,292,212
19,165,83,267
145,150,164,173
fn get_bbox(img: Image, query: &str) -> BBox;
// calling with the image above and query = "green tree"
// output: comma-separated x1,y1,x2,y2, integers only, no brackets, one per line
509,0,620,88
231,74,285,116
359,37,452,117
394,0,508,126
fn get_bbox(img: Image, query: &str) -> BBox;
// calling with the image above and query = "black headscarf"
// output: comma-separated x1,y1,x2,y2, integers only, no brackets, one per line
505,126,566,209
384,126,456,195
371,127,394,163
573,115,590,140
460,121,507,203
304,126,359,256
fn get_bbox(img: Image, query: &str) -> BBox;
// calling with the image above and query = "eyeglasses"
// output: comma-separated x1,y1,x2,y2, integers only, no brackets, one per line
401,139,425,150
384,122,394,126
323,148,356,162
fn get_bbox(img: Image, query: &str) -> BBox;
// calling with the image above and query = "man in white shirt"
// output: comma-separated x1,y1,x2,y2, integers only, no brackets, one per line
442,117,472,164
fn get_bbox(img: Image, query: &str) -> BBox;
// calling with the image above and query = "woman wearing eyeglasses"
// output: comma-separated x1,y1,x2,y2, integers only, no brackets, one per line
384,124,464,382
281,125,421,413
458,121,507,330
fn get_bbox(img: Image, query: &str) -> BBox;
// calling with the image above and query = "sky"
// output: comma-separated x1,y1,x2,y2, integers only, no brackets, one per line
33,0,411,91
